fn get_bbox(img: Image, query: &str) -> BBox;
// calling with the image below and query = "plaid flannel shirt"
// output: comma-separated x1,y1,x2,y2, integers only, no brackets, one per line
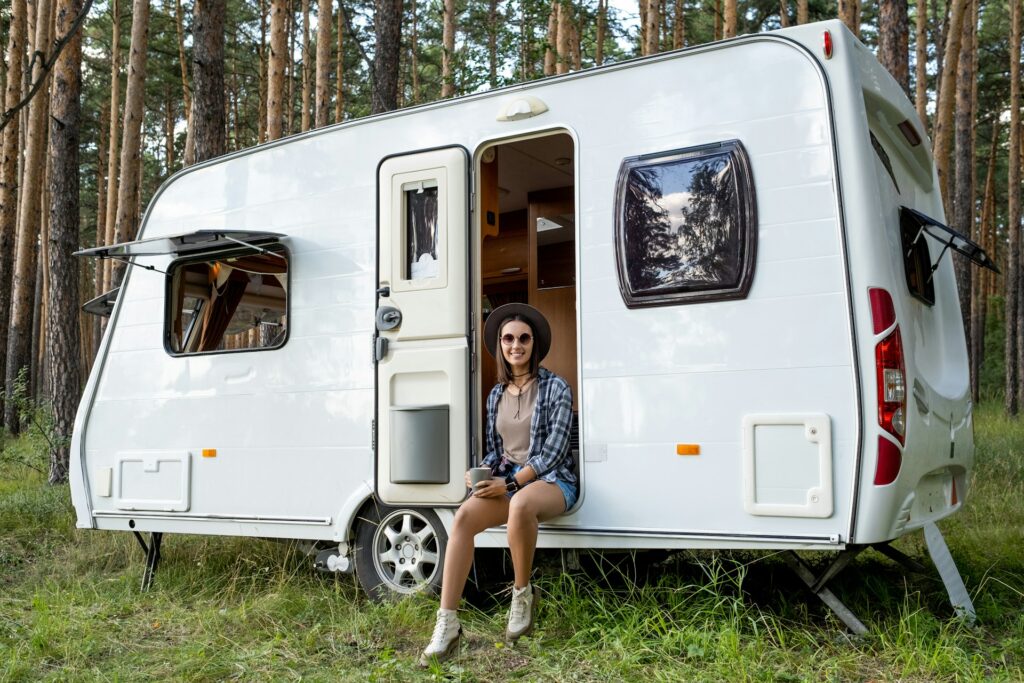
482,367,577,488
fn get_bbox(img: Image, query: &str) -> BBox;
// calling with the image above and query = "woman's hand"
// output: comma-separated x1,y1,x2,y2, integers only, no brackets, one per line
472,477,507,498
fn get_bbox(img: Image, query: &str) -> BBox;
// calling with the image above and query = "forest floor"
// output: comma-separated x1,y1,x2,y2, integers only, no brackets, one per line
1,402,1022,682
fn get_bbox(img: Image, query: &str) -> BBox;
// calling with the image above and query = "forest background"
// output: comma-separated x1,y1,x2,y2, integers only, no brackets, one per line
0,0,1022,489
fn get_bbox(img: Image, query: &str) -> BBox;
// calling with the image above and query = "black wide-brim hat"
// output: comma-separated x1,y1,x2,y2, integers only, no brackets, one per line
483,303,552,362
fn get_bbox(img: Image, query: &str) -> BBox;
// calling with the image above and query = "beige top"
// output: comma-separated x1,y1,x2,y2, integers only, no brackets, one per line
496,380,538,465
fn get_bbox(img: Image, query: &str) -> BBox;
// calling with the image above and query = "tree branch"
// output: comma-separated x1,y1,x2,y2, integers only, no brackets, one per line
0,0,96,134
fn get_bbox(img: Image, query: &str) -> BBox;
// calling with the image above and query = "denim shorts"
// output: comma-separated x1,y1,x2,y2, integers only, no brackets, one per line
507,464,578,512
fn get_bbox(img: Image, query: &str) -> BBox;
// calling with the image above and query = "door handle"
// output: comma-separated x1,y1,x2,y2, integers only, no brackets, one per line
376,306,402,331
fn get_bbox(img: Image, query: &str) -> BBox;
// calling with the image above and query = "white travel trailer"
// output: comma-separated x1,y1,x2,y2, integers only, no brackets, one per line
72,20,993,630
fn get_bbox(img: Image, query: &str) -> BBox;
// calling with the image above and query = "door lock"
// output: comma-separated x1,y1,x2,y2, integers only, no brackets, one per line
376,306,402,331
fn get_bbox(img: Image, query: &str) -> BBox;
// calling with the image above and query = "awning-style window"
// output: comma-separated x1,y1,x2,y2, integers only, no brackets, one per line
82,287,120,317
900,206,999,276
74,230,286,259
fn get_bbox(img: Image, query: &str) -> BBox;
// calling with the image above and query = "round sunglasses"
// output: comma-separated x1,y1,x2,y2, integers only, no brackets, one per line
500,333,533,346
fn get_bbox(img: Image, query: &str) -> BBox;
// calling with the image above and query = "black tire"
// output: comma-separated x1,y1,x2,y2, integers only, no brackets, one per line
354,501,447,600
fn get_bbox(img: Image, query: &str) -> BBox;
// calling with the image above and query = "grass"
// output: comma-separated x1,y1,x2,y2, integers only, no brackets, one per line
1,402,1022,681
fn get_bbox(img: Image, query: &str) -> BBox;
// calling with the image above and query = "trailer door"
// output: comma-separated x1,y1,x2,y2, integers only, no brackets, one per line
375,147,471,505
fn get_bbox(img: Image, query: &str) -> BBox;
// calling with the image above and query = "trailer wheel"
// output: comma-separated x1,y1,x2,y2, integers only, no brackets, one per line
354,503,447,600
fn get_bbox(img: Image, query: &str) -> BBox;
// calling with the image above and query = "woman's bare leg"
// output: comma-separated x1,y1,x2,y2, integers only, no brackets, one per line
506,482,566,588
440,495,509,610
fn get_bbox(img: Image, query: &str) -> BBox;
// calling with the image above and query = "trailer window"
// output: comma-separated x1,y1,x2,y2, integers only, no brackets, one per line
166,246,289,355
900,209,936,305
404,179,440,280
614,140,756,308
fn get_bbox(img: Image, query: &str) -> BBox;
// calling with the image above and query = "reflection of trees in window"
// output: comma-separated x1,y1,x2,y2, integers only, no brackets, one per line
406,187,439,279
625,152,737,293
617,140,755,307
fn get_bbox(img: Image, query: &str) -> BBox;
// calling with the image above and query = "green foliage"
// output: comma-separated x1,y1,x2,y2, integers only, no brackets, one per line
2,403,1023,680
0,369,59,477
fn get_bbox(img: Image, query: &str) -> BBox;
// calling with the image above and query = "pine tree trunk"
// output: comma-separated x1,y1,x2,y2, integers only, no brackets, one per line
5,0,53,433
174,0,194,166
46,0,83,484
646,0,661,53
441,0,456,97
259,0,268,141
1009,0,1022,413
914,0,927,126
972,120,999,401
931,0,968,219
797,0,807,24
544,5,556,75
193,0,227,161
410,0,420,101
557,2,570,73
267,0,287,139
164,90,175,172
335,0,344,122
0,0,27,421
286,5,295,133
714,0,722,41
91,101,108,360
953,5,974,351
372,0,401,113
596,0,606,63
838,0,858,36
301,0,311,131
487,0,498,88
110,0,150,290
315,0,332,126
779,0,790,27
878,0,910,96
102,0,121,295
723,0,736,38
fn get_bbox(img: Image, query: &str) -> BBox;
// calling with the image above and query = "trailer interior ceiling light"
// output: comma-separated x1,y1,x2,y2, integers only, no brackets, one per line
497,96,549,122
900,206,1000,278
822,31,833,59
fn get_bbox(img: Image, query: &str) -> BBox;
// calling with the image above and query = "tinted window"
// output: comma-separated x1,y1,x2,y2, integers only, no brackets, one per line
405,181,439,280
900,208,935,305
167,246,289,354
615,141,756,307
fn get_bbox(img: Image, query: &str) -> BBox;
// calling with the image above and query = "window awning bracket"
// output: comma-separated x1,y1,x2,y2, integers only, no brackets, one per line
900,206,1000,282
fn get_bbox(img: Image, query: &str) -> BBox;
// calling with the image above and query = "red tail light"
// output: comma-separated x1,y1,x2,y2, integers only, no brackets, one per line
870,288,906,485
874,436,902,485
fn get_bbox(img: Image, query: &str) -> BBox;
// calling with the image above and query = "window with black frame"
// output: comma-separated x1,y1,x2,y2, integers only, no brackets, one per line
167,246,289,355
615,140,757,308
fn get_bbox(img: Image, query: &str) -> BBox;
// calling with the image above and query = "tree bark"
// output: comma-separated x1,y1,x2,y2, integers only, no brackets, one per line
953,4,974,351
544,5,556,75
1009,0,1022,413
300,0,311,131
487,0,498,88
46,0,83,484
441,0,456,97
371,0,401,113
174,0,194,166
596,0,606,64
5,0,53,433
315,0,332,126
258,0,268,141
193,0,226,161
91,100,108,360
267,0,287,139
102,0,121,295
646,0,661,52
557,2,570,72
335,0,343,122
0,0,27,421
972,120,998,402
723,0,736,38
779,0,790,28
286,4,295,133
797,0,807,24
931,0,968,219
110,0,150,290
878,0,910,96
914,0,927,126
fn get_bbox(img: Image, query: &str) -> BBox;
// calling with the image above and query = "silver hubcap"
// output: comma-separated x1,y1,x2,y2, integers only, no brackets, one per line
371,510,441,593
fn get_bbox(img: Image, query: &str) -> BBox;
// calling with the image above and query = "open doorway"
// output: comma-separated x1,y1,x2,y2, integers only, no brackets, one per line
476,131,579,468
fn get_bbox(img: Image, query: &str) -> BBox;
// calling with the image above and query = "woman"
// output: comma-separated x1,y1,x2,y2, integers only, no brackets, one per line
420,303,578,666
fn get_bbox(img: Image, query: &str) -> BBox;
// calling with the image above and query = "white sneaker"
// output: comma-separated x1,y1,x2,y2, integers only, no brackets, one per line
506,584,537,642
419,608,462,667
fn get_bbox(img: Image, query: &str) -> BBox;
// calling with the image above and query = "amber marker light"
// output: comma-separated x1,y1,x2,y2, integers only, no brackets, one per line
202,449,217,458
676,444,700,456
